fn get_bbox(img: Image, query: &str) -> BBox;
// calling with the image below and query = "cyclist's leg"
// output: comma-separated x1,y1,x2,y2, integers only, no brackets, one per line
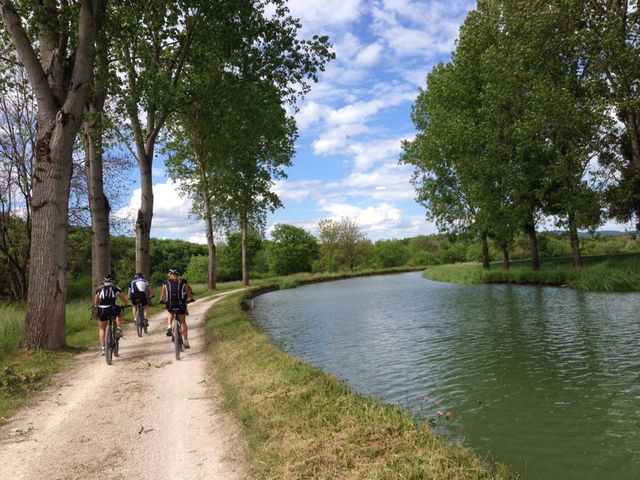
179,314,188,340
99,320,107,347
167,311,174,335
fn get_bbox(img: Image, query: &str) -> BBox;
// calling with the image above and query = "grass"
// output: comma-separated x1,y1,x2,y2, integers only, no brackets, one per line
205,289,515,480
423,253,640,291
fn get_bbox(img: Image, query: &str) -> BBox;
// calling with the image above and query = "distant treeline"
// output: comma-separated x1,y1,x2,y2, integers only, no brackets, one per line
2,224,638,302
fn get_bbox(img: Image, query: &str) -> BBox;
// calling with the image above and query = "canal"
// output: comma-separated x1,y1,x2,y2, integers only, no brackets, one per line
249,271,640,479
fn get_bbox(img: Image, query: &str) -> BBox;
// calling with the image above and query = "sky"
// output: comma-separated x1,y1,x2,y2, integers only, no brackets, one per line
113,0,631,245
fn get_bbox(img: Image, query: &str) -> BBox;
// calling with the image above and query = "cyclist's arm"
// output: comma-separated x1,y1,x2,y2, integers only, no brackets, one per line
93,293,99,307
117,292,129,305
159,284,167,302
185,282,195,301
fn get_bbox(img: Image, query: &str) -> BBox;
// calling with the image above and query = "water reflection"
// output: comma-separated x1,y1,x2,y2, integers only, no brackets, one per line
250,272,640,480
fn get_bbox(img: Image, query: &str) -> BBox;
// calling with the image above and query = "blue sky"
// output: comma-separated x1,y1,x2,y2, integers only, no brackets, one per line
114,0,630,244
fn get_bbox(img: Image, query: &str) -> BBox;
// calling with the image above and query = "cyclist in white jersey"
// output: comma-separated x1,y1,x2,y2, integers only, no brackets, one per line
129,272,153,326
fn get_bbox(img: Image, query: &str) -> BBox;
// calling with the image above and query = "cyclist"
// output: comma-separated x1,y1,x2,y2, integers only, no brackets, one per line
129,272,153,327
159,267,195,348
94,273,129,355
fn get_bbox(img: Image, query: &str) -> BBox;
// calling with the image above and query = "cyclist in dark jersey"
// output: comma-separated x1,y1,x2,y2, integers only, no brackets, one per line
94,274,129,355
159,267,195,348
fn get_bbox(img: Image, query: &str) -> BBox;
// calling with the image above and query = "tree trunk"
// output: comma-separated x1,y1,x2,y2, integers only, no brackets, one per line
135,154,153,279
2,0,105,349
22,118,75,349
205,213,216,290
525,222,541,271
480,230,490,270
569,216,582,270
501,245,510,270
241,216,249,286
624,112,640,229
85,49,110,291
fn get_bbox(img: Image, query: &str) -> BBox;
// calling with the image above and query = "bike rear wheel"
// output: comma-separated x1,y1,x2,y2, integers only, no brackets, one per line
173,319,181,360
135,307,143,337
105,326,113,365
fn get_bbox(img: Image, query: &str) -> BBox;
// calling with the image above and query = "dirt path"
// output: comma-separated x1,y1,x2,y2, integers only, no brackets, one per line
0,292,248,480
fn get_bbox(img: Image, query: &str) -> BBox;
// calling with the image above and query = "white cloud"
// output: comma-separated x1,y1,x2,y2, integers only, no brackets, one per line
340,162,416,201
355,42,384,65
114,179,207,243
273,179,324,204
287,0,363,27
312,124,369,154
349,136,406,170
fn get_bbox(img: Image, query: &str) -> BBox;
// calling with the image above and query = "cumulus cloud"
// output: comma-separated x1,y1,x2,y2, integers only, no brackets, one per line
114,179,207,243
287,0,363,28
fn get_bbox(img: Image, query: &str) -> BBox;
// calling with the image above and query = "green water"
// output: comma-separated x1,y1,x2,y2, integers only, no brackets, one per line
250,272,640,479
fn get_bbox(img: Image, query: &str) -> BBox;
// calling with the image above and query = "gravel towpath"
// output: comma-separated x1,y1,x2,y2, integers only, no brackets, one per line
0,291,248,480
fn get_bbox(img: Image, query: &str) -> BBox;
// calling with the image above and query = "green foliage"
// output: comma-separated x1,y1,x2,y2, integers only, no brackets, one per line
216,232,263,282
267,224,318,275
424,253,640,292
185,255,209,284
369,239,410,268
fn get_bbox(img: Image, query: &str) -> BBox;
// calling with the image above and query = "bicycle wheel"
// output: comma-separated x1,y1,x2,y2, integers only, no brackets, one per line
114,335,120,357
173,319,181,360
105,325,113,365
135,307,143,337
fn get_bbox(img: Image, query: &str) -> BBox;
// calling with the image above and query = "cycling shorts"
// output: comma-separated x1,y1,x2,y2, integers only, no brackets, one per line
97,305,122,321
130,292,148,307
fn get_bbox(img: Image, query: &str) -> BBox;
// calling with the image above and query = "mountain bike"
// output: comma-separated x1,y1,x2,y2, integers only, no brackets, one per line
93,305,130,365
161,299,195,360
132,295,153,337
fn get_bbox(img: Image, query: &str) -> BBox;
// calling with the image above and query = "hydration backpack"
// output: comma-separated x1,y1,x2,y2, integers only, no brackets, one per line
165,278,187,310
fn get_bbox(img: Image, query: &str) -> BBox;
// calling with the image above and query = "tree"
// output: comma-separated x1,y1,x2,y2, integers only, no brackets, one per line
166,0,333,287
316,217,368,272
111,0,207,279
1,0,105,349
0,63,34,300
267,224,318,275
581,0,640,229
370,239,410,269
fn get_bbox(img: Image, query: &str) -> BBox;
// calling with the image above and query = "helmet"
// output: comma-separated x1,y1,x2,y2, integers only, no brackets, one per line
103,273,115,283
134,272,145,279
168,267,182,276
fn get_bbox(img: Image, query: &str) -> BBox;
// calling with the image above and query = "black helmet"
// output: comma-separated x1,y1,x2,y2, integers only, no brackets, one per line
168,267,182,276
103,273,115,283
134,272,145,279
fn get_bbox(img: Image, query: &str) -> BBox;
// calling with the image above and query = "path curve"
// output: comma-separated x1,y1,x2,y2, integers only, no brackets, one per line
0,291,247,480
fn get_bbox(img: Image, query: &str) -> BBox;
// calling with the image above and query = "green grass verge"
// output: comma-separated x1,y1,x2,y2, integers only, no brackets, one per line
205,289,515,480
423,253,640,291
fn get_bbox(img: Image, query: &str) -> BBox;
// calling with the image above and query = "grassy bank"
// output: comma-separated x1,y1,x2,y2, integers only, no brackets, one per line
423,253,640,291
205,289,515,479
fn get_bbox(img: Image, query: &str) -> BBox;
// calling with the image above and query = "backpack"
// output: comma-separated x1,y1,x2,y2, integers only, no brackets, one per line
165,278,187,310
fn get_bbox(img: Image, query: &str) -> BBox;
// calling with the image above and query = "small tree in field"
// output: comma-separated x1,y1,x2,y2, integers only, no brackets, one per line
267,224,318,276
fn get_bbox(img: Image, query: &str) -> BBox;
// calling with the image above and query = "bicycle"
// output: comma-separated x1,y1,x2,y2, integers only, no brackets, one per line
92,304,130,365
160,299,195,360
132,294,153,337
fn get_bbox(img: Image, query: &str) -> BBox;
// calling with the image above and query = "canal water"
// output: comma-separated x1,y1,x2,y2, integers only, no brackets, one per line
249,272,640,479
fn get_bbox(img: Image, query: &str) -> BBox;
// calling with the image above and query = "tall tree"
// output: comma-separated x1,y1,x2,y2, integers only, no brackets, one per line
166,0,333,287
0,64,34,299
1,0,105,349
582,0,640,229
111,0,206,279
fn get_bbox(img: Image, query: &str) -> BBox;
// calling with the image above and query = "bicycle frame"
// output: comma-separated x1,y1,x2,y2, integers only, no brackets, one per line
169,308,184,360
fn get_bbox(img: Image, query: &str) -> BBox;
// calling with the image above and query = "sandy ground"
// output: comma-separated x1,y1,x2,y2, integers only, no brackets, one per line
0,291,248,480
